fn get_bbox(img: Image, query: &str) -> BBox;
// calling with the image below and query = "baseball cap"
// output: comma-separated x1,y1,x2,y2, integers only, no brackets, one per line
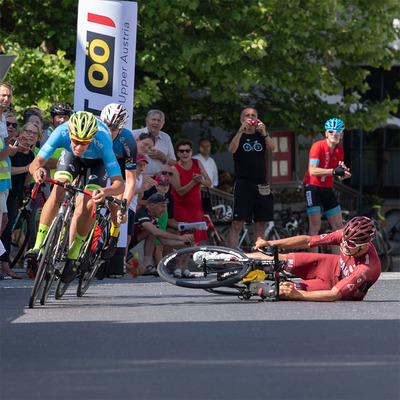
147,193,169,205
136,153,148,163
156,174,171,185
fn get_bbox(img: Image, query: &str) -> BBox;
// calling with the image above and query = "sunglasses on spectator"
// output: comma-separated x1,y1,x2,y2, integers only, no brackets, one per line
6,122,18,128
71,138,91,146
22,129,38,135
327,129,343,135
342,240,364,249
139,132,157,142
178,148,192,153
161,171,173,176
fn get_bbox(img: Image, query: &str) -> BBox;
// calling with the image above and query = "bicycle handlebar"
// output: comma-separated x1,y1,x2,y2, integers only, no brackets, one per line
44,177,94,197
105,196,128,219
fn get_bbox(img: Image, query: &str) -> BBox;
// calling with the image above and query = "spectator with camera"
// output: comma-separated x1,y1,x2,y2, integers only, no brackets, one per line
227,107,275,249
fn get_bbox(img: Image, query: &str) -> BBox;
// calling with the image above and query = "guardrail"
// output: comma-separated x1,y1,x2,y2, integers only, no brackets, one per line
333,181,359,213
202,187,233,208
203,181,360,214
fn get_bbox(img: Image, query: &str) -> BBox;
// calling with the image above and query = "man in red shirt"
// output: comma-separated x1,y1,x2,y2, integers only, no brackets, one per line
305,118,351,252
253,216,380,301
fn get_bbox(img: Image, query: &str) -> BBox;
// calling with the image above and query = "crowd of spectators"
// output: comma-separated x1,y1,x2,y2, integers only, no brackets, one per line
0,81,252,280
0,81,355,284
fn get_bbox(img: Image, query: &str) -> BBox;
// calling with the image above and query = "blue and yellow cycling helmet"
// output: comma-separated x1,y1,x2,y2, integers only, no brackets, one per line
325,118,345,131
68,111,98,142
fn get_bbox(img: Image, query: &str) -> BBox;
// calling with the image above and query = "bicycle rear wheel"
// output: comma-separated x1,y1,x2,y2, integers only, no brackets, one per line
157,246,251,289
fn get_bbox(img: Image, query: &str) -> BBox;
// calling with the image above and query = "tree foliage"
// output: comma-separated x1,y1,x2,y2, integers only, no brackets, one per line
1,0,399,136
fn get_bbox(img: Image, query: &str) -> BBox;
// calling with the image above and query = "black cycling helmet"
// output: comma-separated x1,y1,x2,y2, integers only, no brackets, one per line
51,102,72,117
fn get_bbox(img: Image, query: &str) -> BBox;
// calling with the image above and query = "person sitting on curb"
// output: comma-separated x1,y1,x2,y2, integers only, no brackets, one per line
127,193,194,276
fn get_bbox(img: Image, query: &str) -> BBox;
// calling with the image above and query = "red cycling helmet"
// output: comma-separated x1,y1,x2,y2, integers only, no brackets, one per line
342,216,375,245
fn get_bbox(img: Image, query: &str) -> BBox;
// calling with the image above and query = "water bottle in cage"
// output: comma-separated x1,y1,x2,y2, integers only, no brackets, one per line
91,225,103,251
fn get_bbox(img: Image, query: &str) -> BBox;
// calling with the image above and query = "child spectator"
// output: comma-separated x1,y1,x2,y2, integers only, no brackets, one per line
153,174,171,266
125,154,156,276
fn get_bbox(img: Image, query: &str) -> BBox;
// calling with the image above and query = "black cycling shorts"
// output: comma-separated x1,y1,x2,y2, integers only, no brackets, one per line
304,185,341,216
55,150,108,189
232,179,274,222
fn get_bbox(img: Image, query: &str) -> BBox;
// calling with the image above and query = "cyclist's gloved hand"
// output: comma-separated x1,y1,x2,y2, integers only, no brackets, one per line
333,164,346,177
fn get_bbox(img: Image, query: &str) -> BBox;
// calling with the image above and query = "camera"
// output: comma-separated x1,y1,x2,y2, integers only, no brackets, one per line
249,120,259,126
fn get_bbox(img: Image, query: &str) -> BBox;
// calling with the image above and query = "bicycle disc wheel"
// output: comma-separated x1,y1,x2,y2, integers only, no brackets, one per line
9,213,30,269
157,246,251,289
29,215,63,308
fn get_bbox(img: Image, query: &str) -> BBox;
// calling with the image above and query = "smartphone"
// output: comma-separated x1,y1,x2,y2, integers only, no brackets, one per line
13,140,19,146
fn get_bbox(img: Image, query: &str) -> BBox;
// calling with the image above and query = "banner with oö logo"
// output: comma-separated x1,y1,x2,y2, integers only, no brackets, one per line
74,0,137,128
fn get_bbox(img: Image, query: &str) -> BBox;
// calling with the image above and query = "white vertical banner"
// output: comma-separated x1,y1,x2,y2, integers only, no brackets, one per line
74,0,137,125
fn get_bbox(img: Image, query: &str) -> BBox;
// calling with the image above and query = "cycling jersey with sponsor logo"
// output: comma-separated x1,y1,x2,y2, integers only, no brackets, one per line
285,230,381,300
113,128,137,171
38,120,121,178
309,139,343,188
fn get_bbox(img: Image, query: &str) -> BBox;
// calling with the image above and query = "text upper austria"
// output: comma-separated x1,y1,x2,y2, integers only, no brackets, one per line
74,0,137,118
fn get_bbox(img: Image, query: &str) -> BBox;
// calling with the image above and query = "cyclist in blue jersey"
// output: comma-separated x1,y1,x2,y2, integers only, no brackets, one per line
99,103,139,259
26,111,124,282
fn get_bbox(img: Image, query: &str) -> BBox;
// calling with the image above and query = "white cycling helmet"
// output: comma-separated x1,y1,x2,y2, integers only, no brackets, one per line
219,205,232,222
100,103,129,130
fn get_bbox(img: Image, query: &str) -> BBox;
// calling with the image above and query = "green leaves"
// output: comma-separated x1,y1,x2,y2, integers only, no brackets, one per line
1,0,399,138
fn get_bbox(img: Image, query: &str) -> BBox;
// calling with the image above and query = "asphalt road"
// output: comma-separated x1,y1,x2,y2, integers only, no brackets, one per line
1,272,399,400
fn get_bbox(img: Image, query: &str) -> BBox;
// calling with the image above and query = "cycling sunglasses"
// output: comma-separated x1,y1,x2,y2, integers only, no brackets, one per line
6,122,18,128
342,240,364,249
71,138,92,146
161,171,173,176
178,148,192,153
327,129,343,135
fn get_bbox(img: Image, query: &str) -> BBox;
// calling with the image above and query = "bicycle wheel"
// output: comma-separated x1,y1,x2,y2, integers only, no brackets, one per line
9,212,30,269
54,221,74,300
373,231,392,272
157,246,252,289
29,215,64,308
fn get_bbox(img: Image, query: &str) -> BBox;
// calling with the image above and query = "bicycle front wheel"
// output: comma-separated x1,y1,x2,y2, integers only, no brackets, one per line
29,215,64,308
77,214,111,297
157,246,252,289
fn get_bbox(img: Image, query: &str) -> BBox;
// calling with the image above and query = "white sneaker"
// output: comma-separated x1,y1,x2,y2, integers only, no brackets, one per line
193,251,237,264
182,269,195,278
173,268,182,278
